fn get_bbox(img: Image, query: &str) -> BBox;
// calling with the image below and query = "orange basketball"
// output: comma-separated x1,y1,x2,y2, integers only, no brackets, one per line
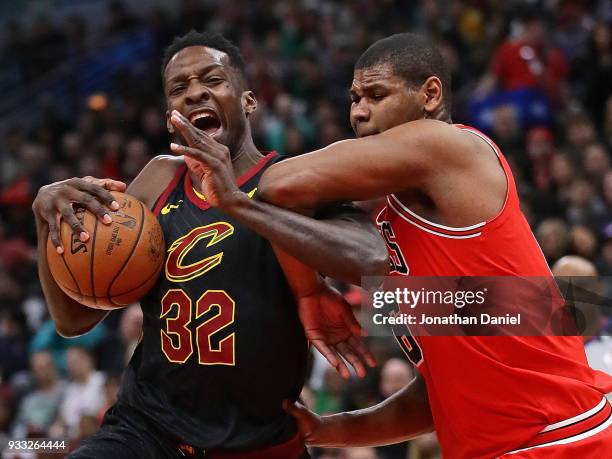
46,192,165,310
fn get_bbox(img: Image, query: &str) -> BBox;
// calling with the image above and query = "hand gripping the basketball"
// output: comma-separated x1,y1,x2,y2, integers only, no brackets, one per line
32,177,126,254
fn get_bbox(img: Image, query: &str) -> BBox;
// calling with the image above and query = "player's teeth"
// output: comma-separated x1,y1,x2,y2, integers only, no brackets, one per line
190,113,215,123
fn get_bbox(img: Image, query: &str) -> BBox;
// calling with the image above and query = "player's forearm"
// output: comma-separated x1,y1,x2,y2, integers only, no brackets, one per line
224,196,388,284
272,245,324,298
35,220,107,337
312,375,433,447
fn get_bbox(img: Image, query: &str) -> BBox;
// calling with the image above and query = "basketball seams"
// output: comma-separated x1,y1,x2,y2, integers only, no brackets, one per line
58,224,83,301
90,214,99,308
107,262,163,306
106,200,146,304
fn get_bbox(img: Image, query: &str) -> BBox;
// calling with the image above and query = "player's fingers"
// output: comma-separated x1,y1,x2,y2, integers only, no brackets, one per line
75,191,113,225
336,341,367,378
349,335,377,368
170,111,202,148
48,213,63,254
330,345,351,379
99,179,126,192
171,144,221,168
311,339,340,370
83,176,127,192
74,180,120,211
58,204,89,242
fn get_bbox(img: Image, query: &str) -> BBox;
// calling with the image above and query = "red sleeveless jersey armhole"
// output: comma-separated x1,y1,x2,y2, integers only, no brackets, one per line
453,123,520,232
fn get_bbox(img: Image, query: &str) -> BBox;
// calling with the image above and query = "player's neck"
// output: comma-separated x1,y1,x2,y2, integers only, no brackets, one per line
230,136,263,178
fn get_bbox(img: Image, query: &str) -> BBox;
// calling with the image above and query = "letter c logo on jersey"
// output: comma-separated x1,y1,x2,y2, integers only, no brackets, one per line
165,222,234,282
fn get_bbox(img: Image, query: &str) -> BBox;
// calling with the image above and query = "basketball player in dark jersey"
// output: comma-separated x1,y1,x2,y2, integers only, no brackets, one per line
32,31,387,458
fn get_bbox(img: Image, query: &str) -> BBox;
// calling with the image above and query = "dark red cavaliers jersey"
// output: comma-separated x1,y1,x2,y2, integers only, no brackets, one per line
376,125,612,458
117,153,308,451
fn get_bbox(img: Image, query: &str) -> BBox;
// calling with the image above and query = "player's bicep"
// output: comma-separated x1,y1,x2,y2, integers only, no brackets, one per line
127,155,181,209
258,120,460,209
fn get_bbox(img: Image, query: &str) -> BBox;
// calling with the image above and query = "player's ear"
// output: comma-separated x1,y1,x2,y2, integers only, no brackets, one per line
422,76,444,116
242,91,258,117
166,110,175,134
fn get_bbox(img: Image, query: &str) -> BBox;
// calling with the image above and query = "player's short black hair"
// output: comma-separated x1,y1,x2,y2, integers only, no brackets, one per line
161,30,247,85
355,33,451,111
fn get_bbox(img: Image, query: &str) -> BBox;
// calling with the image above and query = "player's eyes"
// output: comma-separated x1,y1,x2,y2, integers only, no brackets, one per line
170,86,185,95
372,94,386,101
206,76,224,84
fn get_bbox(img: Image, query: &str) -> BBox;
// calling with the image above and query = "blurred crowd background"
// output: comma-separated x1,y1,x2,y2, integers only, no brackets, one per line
1,0,612,458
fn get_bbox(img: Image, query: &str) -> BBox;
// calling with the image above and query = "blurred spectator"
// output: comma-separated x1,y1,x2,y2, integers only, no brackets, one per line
551,256,612,385
564,113,598,159
11,351,66,438
536,218,570,264
119,304,143,365
409,433,443,459
569,225,599,260
49,347,105,439
477,7,569,106
30,319,107,374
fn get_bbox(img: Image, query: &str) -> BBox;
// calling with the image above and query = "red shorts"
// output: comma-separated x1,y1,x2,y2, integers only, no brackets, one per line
500,397,612,458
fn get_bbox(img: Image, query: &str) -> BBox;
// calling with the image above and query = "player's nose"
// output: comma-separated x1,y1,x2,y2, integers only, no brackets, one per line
185,81,211,105
350,100,370,124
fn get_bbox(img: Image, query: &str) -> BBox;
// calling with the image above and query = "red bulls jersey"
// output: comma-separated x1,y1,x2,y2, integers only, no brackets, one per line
375,125,612,458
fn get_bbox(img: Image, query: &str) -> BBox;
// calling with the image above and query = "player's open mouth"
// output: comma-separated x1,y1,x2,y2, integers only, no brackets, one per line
189,110,222,136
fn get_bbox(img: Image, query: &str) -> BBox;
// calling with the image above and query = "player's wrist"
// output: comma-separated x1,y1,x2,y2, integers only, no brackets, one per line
219,189,250,211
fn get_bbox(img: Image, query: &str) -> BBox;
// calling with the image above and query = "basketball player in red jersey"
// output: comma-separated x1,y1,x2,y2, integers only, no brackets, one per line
246,33,612,458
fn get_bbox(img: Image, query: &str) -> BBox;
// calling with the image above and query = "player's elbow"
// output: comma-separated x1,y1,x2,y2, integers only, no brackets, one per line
54,322,84,338
53,315,102,338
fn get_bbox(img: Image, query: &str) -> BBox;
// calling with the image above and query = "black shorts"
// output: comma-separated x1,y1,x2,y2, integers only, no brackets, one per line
68,404,309,459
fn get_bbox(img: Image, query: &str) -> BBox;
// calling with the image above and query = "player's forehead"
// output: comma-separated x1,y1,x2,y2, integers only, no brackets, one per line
164,46,231,83
351,62,404,92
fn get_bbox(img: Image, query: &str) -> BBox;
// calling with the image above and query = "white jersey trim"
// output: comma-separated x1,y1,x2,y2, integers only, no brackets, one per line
388,194,486,232
500,397,612,457
541,397,608,433
387,197,482,239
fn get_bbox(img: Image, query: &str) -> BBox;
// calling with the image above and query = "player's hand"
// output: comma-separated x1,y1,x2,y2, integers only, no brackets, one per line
32,177,126,254
298,283,376,378
169,110,244,210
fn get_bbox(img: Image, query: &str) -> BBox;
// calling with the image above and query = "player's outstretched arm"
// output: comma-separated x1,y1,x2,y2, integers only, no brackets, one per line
258,119,473,209
274,246,376,378
286,373,433,447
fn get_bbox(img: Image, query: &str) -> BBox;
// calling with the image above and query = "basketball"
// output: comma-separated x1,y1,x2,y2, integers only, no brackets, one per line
46,192,165,310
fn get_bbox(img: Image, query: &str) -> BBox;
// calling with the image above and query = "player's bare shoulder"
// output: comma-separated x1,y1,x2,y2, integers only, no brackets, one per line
128,155,185,209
